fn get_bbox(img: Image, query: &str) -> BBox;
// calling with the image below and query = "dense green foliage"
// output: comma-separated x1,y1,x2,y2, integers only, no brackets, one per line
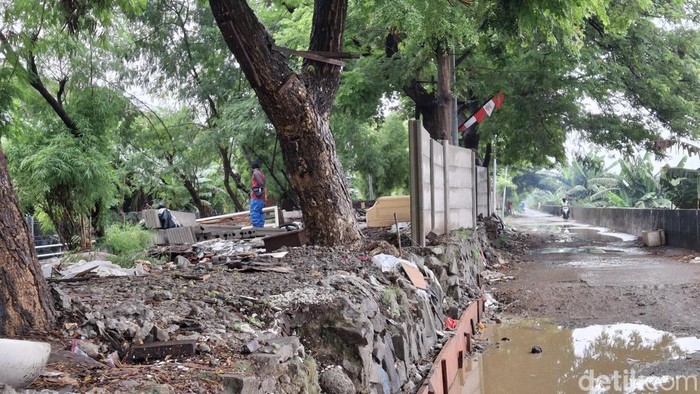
0,0,698,249
101,223,156,267
512,154,697,209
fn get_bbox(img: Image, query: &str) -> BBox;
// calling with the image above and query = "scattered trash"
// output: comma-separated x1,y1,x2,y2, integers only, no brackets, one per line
389,221,410,233
371,253,403,272
444,317,458,330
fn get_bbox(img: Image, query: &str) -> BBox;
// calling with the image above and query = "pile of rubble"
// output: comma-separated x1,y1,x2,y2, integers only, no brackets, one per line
18,218,508,393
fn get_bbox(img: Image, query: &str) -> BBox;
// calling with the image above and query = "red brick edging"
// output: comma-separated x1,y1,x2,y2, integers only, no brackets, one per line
416,298,483,394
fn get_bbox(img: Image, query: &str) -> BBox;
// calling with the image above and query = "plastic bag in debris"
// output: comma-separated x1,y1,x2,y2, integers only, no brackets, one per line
371,253,417,272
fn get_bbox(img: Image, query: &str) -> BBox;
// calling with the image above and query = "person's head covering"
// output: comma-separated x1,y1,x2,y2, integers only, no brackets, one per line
252,160,260,169
157,202,165,209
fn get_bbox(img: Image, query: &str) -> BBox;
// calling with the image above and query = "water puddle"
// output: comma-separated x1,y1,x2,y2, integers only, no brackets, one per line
519,223,638,243
450,320,700,393
521,224,565,232
529,247,624,255
566,227,638,242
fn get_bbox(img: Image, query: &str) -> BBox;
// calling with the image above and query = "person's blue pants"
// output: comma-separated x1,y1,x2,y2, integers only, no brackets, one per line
250,198,265,227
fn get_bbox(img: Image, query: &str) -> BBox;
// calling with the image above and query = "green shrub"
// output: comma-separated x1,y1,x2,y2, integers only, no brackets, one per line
103,223,154,254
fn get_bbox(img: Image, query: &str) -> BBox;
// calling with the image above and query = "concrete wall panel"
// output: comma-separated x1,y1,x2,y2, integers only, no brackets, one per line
542,206,700,251
410,120,482,244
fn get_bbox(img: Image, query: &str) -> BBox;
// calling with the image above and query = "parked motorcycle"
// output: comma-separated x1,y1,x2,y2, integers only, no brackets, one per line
561,205,570,220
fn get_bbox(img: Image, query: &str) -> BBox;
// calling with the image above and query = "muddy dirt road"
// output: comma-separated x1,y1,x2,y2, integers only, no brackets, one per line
454,210,700,393
495,210,700,335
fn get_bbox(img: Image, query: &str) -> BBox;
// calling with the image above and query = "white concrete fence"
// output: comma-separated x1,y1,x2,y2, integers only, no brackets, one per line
408,120,491,246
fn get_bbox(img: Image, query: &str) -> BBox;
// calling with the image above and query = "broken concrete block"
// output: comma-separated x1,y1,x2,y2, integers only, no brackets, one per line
152,326,170,342
320,367,356,394
77,340,101,359
241,340,261,354
222,375,259,394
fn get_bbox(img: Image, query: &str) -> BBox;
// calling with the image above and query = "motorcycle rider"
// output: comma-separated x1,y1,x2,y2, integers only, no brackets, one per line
561,197,570,220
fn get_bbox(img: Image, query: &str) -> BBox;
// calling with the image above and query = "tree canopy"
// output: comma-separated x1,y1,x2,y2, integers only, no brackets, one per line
0,0,697,246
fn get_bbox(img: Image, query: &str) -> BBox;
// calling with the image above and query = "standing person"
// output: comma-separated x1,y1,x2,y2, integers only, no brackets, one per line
250,160,266,228
157,203,181,229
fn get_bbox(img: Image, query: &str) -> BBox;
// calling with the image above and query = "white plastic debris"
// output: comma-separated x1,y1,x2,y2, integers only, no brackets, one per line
371,253,417,272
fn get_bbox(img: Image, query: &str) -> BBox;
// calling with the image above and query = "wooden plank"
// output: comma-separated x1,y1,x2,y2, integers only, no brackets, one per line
196,206,280,225
127,340,196,362
366,196,411,227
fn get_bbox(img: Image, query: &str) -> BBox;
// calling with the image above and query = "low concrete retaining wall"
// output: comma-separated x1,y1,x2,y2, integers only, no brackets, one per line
542,206,700,251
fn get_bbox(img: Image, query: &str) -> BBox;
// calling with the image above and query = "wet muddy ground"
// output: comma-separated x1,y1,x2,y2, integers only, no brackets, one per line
456,210,700,393
494,210,700,334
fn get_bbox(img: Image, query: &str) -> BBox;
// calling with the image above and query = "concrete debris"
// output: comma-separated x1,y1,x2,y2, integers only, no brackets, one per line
266,286,335,308
34,217,505,393
480,269,515,284
193,239,254,255
60,260,149,279
242,340,261,354
320,367,356,394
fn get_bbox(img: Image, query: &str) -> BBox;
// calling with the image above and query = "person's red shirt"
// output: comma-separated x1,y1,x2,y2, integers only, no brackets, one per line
251,168,266,200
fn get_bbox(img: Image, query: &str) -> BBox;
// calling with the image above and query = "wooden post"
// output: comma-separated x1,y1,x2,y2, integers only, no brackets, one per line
441,359,449,393
395,213,402,257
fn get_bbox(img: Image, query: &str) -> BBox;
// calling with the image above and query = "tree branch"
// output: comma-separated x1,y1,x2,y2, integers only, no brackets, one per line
26,54,81,137
57,77,67,105
209,0,290,94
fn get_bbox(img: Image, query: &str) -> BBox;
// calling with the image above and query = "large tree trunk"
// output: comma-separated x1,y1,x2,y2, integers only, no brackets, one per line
0,146,55,336
181,177,213,218
210,0,361,245
404,81,441,140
